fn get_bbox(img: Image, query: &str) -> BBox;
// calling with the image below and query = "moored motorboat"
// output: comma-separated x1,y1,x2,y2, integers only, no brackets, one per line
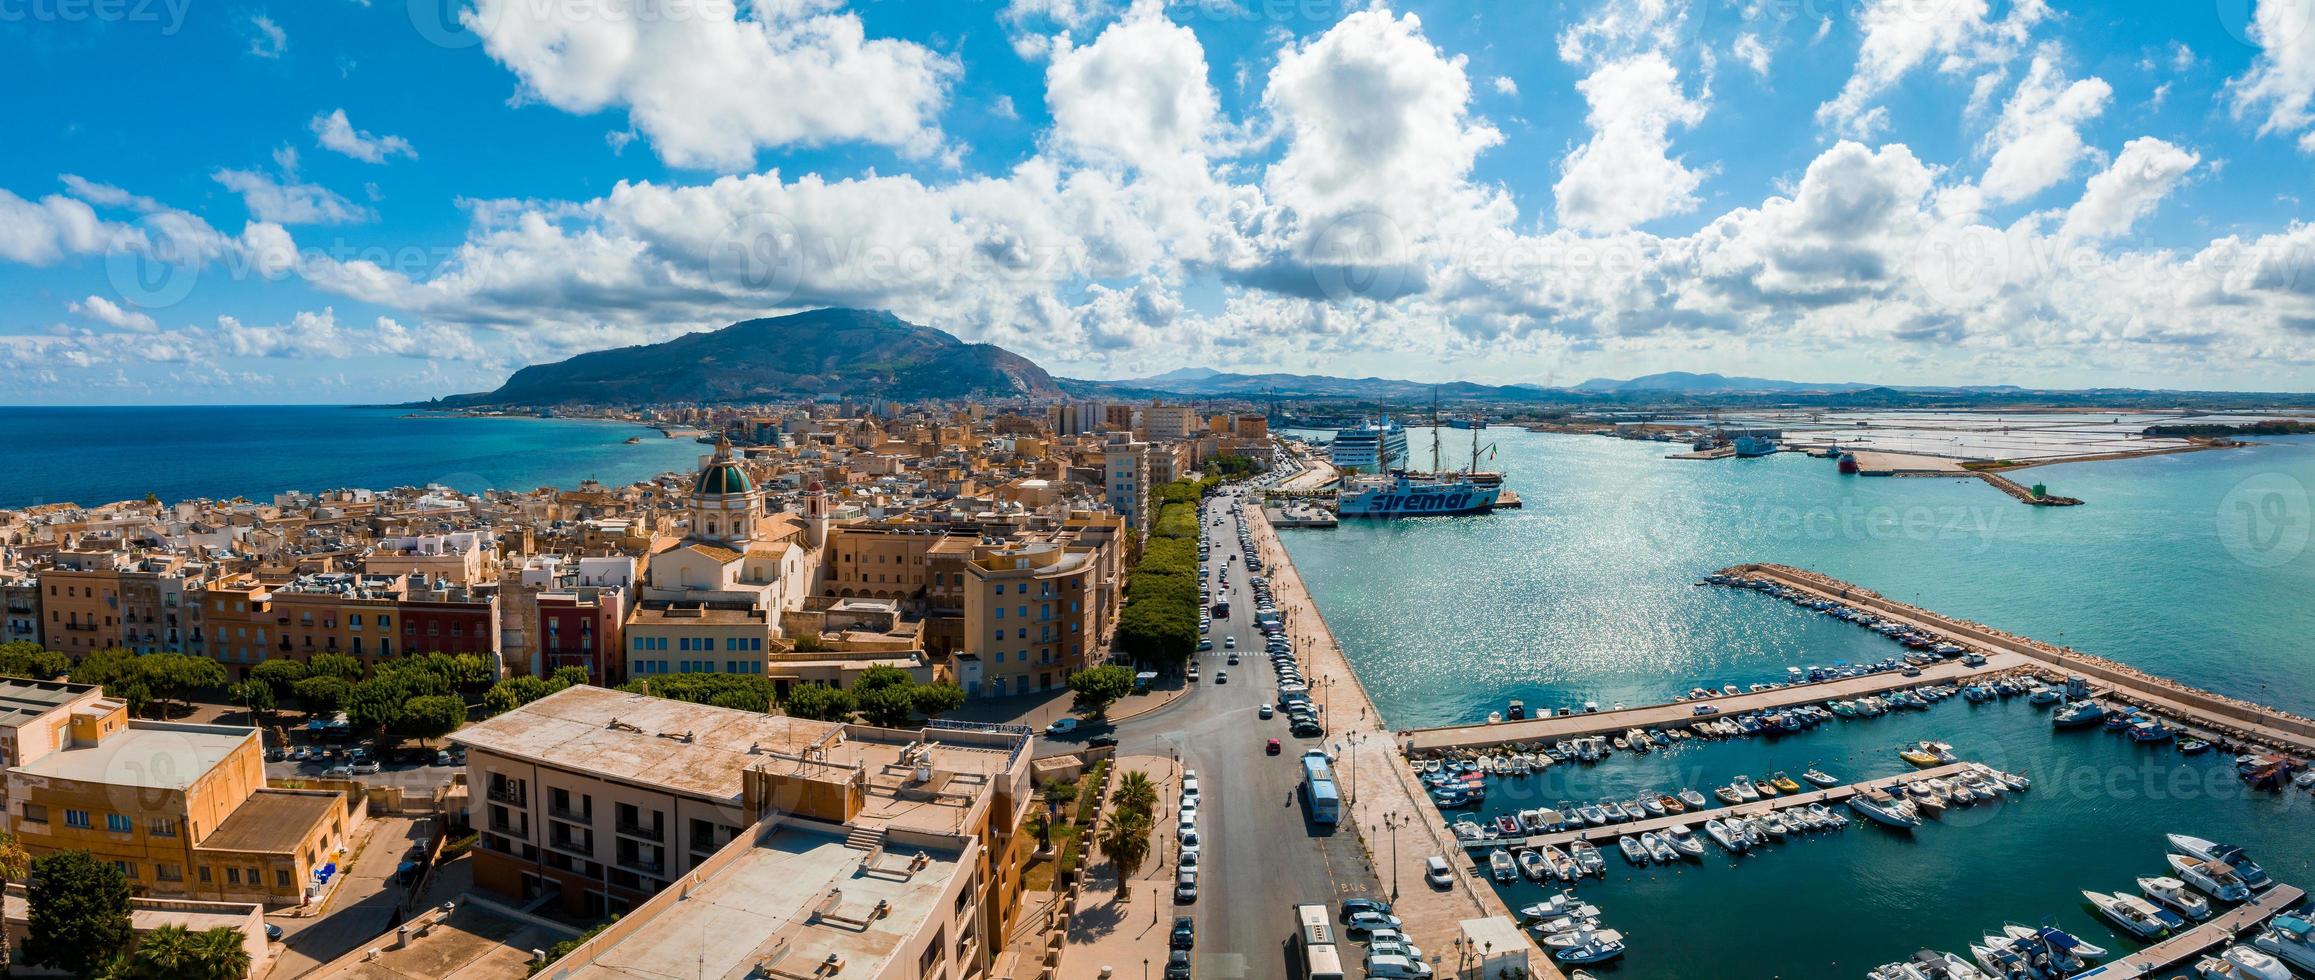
2251,915,2315,973
1771,772,1803,794
2083,890,2172,939
1540,844,1578,881
1801,768,1840,788
1641,832,1678,863
1488,848,1519,883
1569,840,1605,877
1703,818,1746,853
1548,928,1626,965
2168,835,2274,890
2197,944,2293,980
1678,787,1710,810
2000,923,2107,961
2139,875,2212,920
1616,835,1649,866
1850,789,1921,829
2053,700,2107,728
1714,785,1744,805
1518,848,1550,882
1663,823,1705,858
2167,853,2253,902
1731,777,1761,802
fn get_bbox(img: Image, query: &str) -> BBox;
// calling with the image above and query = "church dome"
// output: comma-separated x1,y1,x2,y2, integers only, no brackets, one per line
694,438,754,495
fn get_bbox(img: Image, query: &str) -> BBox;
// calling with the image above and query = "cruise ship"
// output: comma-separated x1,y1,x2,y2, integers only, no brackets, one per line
1329,420,1410,474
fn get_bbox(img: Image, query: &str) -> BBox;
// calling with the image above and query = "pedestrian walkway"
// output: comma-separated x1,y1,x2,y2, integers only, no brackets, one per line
1062,756,1183,978
2092,884,2305,977
1247,507,1552,980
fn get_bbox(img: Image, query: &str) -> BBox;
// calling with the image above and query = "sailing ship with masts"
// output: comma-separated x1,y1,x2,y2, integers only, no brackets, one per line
1334,396,1503,517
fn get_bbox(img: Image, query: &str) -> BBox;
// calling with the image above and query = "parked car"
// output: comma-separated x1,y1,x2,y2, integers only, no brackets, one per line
1344,910,1402,934
1045,717,1080,735
1164,949,1192,979
1173,869,1198,904
1087,735,1119,749
351,761,381,775
322,765,355,778
1364,953,1433,978
1171,916,1196,950
1339,898,1393,922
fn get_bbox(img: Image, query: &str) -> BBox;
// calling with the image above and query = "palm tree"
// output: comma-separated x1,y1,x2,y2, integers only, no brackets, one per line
1113,771,1156,819
0,831,25,975
188,926,253,980
1096,811,1152,903
123,924,200,979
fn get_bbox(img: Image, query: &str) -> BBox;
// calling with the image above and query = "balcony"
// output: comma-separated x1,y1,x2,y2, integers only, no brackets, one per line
548,803,593,824
486,784,527,807
62,622,98,632
614,853,665,877
614,820,664,843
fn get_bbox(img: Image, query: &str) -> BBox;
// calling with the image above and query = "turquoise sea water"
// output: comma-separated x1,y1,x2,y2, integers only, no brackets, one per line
0,406,709,507
1282,428,2315,977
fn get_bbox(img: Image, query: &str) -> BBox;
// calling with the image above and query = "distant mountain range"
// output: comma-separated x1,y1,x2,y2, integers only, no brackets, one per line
433,308,1062,406
430,307,2308,409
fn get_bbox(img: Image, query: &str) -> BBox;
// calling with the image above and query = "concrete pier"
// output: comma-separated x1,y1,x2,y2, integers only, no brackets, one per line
2082,884,2306,978
1454,761,1985,853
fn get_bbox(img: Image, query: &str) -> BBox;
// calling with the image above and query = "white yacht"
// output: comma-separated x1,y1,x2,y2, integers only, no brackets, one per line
1703,818,1746,853
2252,916,2315,973
2197,945,2293,980
1617,835,1649,866
2167,853,2254,902
2139,875,2212,920
2169,834,2274,890
1663,823,1706,858
2084,890,2172,939
1849,790,1922,829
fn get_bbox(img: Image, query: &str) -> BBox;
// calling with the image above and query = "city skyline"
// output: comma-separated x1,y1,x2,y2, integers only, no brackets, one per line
6,0,2315,404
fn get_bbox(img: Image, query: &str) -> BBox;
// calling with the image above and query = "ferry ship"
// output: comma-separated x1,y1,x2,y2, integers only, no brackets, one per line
1328,420,1409,474
1338,473,1501,517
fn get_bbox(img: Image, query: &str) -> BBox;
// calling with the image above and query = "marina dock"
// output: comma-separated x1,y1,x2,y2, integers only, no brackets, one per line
1456,762,1983,852
1409,562,2315,759
2081,884,2306,977
1406,652,2034,753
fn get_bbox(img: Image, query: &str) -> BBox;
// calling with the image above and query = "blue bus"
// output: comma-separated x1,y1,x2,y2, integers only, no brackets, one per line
1300,751,1340,825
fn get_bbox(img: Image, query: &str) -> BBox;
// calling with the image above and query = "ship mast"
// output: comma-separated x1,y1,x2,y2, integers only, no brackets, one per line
1469,419,1480,475
1430,389,1441,476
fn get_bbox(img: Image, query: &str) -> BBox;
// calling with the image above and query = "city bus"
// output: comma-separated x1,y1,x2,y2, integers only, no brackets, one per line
1292,903,1347,980
1300,751,1340,825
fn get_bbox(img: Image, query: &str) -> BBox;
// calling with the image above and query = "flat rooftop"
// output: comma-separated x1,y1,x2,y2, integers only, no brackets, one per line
552,827,965,980
197,789,341,854
13,722,250,790
450,686,843,802
0,678,97,724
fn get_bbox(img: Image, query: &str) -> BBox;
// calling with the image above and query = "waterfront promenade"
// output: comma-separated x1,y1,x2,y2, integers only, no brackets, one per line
1406,653,2032,753
1246,501,1552,979
2088,884,2306,977
1456,761,1984,852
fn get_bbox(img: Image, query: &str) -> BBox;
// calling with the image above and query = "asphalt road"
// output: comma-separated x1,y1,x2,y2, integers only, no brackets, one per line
1046,483,1384,979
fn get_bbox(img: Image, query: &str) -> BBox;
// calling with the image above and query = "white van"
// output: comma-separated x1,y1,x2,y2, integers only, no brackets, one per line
1423,855,1453,889
1364,953,1433,978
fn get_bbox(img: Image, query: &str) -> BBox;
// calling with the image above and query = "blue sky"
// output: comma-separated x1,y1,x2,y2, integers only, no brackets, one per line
3,0,2314,403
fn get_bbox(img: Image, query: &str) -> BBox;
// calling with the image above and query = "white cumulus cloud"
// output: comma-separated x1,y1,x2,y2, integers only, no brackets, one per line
310,109,417,163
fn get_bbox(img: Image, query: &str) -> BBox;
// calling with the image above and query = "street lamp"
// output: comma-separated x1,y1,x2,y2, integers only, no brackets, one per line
1389,812,1401,901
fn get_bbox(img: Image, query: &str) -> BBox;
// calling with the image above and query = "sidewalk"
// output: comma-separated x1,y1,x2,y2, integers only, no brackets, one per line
1062,755,1182,977
1246,508,1549,980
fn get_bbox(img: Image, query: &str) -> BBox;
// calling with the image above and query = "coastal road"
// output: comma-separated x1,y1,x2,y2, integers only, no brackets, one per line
1047,484,1383,979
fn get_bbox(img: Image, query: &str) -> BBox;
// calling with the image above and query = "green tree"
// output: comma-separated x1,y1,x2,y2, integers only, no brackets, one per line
344,676,413,744
26,850,132,979
134,653,227,716
0,832,28,975
856,684,919,728
67,647,140,691
484,675,556,716
1067,665,1138,719
231,680,277,723
0,641,72,680
248,659,309,699
1113,771,1157,820
912,682,967,719
304,652,365,681
616,673,774,713
111,924,250,980
782,683,856,722
1095,811,1152,902
291,675,352,717
394,694,468,747
549,665,590,689
855,665,914,692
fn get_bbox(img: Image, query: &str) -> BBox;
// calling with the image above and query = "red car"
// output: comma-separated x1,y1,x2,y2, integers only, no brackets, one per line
1266,738,1281,755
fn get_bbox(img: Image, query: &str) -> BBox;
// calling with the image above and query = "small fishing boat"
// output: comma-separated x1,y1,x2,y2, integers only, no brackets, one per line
1540,844,1577,881
1548,928,1627,965
1771,772,1803,794
1800,768,1840,788
1899,741,1956,767
1639,796,1667,817
1758,811,1790,838
1753,777,1780,797
2084,890,2172,939
1657,793,1686,814
1640,832,1678,863
1518,890,1587,921
1663,823,1705,858
1517,848,1550,882
1616,835,1649,866
1488,848,1519,883
1731,778,1761,802
1714,785,1744,805
1496,815,1522,836
1678,787,1709,810
2028,686,2062,705
1569,840,1606,877
2179,738,2212,755
2140,875,2213,920
1578,803,1609,826
2053,700,2107,728
1806,802,1845,828
1703,818,1746,853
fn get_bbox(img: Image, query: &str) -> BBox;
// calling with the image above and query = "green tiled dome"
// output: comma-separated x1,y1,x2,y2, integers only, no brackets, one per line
694,461,753,495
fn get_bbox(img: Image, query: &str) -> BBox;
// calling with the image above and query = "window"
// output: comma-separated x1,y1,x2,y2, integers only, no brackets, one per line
149,817,177,837
157,863,182,882
277,869,292,888
226,867,241,884
113,860,135,880
198,866,212,883
20,804,47,824
64,809,90,829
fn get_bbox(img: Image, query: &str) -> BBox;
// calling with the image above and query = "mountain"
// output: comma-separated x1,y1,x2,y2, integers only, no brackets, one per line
1065,370,1559,402
1571,371,1874,394
436,309,1063,406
